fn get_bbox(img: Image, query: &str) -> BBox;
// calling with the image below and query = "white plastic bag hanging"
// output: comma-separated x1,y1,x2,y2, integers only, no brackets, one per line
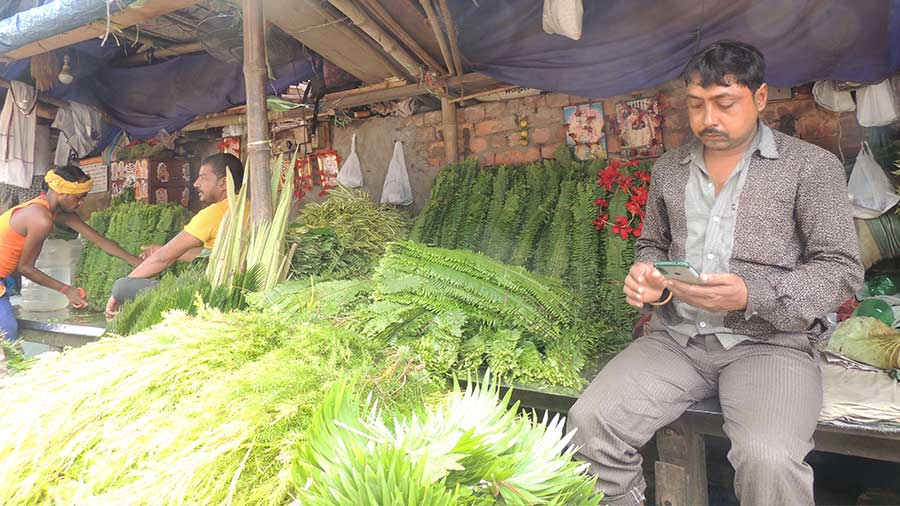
812,81,856,113
856,79,900,127
848,142,899,219
380,141,413,206
542,0,583,40
336,133,364,188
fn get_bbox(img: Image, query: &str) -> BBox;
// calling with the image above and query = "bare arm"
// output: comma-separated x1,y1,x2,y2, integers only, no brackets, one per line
18,209,87,307
56,213,142,267
128,231,203,279
141,244,204,263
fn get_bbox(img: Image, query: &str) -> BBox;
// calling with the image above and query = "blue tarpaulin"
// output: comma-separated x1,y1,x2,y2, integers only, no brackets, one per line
0,39,314,143
451,0,900,98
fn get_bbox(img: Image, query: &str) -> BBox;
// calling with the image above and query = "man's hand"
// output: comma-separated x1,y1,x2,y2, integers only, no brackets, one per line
61,286,88,309
140,245,162,260
666,273,748,312
623,262,668,308
105,296,120,321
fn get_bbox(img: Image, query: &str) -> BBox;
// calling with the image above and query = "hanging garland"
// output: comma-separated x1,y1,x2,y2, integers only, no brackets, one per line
593,159,652,240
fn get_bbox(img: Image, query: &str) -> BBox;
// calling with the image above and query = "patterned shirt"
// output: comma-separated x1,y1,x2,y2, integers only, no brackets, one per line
636,127,863,344
666,123,777,348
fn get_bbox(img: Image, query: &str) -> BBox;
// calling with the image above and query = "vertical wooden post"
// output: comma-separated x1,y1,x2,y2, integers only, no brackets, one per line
441,97,458,163
242,0,273,224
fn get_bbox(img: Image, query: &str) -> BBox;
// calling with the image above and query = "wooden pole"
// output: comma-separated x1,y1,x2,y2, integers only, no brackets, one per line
327,0,421,78
242,0,273,224
435,0,463,76
419,0,455,76
441,97,458,163
356,0,447,74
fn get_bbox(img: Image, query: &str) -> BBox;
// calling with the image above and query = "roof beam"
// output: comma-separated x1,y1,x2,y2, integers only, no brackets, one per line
3,0,203,60
264,0,402,84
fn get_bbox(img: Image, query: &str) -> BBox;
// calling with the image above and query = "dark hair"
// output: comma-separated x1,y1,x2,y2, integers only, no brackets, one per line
682,40,766,93
42,164,90,192
202,153,244,192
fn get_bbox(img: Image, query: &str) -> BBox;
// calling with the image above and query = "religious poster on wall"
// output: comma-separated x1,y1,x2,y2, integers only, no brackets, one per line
563,103,607,160
615,96,664,159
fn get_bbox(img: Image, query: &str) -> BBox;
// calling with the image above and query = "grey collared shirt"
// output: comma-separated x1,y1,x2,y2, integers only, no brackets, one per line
664,122,780,349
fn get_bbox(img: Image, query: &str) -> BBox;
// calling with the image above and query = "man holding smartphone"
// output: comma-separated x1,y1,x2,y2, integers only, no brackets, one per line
568,41,863,506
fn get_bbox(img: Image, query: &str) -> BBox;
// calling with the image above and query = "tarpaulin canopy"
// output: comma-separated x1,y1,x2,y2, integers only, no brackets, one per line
0,39,314,143
451,0,900,98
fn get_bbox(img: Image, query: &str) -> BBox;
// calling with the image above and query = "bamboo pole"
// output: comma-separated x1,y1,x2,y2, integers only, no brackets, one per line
419,0,455,76
356,0,447,74
441,96,458,162
115,41,204,65
242,0,273,224
327,0,421,78
435,0,463,76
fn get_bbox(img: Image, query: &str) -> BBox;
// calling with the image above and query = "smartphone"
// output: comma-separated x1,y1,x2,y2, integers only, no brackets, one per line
653,261,703,285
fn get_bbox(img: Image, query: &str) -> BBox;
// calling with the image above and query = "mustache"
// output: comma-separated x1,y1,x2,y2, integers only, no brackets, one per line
700,128,728,137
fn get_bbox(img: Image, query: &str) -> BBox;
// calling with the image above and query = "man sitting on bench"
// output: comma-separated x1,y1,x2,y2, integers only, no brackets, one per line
567,41,863,506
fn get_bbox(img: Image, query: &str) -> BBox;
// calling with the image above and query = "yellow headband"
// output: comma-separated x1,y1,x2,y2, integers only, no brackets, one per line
45,170,92,195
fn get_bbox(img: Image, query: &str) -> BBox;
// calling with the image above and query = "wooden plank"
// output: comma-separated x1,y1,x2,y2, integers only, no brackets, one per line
264,0,400,84
655,462,689,506
660,420,710,506
4,0,202,60
380,0,443,65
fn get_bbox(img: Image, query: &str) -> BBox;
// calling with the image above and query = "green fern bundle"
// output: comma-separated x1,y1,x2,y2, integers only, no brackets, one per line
456,168,494,251
484,167,528,262
288,186,409,280
410,161,467,243
437,159,478,249
479,164,510,253
374,242,576,343
510,161,561,268
77,202,193,308
597,188,638,327
570,180,605,320
294,377,602,505
533,169,576,278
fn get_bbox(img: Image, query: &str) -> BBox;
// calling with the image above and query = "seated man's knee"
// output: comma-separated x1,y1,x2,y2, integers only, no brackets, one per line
729,435,805,476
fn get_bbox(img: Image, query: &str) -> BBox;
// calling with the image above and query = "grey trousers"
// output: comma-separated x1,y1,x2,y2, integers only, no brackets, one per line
567,332,822,506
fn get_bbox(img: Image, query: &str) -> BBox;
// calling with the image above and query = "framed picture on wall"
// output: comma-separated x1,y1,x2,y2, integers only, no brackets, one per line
564,103,608,161
615,96,665,159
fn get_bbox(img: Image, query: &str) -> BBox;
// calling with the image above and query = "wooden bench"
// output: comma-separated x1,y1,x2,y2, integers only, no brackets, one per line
482,382,900,506
655,398,900,506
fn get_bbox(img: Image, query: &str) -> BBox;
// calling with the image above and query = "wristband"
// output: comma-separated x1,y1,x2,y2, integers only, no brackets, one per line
649,288,673,306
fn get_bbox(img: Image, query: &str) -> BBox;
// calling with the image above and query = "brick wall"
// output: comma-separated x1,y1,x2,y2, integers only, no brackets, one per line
332,76,897,209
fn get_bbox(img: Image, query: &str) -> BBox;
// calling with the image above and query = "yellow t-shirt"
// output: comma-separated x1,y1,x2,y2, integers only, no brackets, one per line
183,200,229,249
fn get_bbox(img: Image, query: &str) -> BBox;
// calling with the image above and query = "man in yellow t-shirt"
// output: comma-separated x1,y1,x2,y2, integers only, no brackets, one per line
104,153,244,319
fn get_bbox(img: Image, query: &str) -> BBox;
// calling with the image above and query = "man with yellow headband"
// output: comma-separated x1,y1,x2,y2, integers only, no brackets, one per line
0,165,140,341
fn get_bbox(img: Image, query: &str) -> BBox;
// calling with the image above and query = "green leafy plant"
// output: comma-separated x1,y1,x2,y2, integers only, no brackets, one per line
294,375,602,505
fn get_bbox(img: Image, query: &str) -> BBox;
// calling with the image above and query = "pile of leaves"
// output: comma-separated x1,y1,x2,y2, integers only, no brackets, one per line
76,199,193,308
0,307,443,505
253,241,614,389
286,185,410,280
294,376,601,505
411,146,650,338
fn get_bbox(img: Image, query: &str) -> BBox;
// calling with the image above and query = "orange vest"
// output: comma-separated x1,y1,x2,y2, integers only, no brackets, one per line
0,196,51,296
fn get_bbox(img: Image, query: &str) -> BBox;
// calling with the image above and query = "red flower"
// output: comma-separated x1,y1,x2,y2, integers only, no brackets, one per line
594,198,609,208
632,187,649,206
617,174,634,189
627,159,640,167
598,166,619,190
633,223,643,237
634,170,652,183
593,213,610,231
611,216,633,240
625,199,643,216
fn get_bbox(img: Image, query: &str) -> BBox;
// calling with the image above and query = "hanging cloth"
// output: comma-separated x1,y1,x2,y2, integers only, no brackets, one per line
0,81,37,188
52,101,102,166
